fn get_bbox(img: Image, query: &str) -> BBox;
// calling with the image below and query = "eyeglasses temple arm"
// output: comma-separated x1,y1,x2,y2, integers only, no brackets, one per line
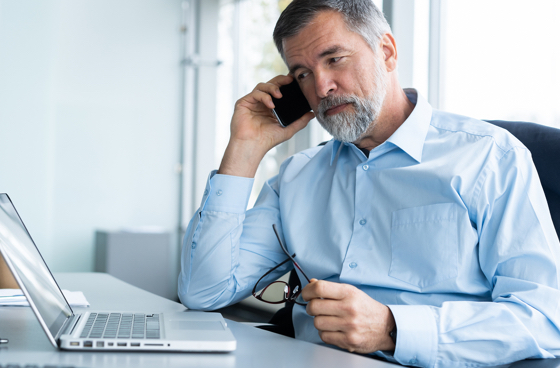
272,224,311,283
252,257,292,295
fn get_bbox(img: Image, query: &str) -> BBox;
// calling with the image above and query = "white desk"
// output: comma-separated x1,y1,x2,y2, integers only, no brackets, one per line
0,273,393,368
1,273,559,368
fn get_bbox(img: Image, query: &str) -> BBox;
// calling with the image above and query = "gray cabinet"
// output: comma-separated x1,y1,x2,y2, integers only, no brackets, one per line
95,231,177,301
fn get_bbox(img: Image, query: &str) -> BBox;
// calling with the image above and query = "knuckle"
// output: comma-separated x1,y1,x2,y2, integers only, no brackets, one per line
318,331,331,344
315,280,327,295
347,318,360,331
344,284,358,298
339,302,354,315
346,332,361,347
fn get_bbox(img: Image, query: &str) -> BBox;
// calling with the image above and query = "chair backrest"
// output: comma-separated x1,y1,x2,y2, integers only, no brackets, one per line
486,120,560,239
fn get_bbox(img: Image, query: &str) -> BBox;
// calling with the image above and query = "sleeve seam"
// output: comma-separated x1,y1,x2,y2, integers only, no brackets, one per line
470,146,530,223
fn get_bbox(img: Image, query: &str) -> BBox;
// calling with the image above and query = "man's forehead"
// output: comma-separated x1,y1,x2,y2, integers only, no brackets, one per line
282,11,355,70
286,44,350,74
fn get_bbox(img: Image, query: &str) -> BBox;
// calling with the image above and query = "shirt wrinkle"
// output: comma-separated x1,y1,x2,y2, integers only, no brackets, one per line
180,88,560,367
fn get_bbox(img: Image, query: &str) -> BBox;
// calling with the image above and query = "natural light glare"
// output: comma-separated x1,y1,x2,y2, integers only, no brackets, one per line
442,0,560,128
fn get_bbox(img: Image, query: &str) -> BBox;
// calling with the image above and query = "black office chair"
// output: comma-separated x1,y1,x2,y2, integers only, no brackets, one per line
259,120,560,338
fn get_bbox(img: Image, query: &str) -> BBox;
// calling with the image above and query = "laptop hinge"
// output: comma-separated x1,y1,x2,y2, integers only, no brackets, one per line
58,314,81,339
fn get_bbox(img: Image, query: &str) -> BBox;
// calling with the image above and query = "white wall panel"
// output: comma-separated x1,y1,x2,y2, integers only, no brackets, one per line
0,0,183,271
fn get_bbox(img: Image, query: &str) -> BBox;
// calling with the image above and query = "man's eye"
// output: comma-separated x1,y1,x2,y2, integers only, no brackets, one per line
331,57,342,63
297,72,309,80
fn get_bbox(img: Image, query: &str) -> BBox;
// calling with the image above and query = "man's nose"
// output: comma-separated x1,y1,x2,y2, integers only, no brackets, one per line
314,71,336,99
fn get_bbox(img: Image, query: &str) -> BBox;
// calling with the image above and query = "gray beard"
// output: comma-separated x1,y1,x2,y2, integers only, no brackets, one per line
315,63,387,143
316,95,379,142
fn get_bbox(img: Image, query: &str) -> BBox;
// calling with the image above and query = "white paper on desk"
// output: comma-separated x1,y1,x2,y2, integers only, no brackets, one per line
0,289,90,307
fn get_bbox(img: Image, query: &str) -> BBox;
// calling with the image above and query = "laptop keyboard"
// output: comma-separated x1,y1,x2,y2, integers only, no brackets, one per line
80,313,160,339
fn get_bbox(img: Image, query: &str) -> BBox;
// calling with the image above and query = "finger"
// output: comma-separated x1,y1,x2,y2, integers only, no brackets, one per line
306,298,346,317
253,75,293,98
240,89,277,110
253,82,282,99
267,74,293,87
302,280,351,301
313,315,346,332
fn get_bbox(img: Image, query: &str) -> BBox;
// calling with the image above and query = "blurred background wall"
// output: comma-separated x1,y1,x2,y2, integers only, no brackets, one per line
0,0,184,272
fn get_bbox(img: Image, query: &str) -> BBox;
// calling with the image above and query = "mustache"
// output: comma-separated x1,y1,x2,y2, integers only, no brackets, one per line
317,95,358,118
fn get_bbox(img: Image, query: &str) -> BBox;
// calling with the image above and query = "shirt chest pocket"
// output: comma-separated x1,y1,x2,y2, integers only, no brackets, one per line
389,203,460,289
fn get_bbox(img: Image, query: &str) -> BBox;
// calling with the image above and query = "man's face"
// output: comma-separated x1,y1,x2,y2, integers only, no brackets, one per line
283,11,388,142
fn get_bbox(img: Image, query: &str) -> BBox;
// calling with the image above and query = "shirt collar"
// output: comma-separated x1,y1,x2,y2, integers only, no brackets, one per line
385,88,432,163
330,88,432,165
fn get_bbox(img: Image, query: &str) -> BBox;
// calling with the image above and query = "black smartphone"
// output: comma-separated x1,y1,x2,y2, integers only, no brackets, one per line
271,79,311,127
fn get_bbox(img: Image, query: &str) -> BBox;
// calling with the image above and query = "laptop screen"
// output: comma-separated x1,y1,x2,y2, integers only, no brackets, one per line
0,193,72,342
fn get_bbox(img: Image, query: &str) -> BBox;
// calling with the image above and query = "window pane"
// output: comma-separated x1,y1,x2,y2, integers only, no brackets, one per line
217,0,321,208
442,0,560,128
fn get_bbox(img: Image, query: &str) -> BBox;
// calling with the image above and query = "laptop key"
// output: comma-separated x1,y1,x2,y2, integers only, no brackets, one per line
80,313,97,338
79,312,161,340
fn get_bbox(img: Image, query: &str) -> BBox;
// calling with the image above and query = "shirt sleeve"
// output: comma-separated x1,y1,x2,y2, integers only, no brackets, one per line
389,147,560,367
178,170,293,310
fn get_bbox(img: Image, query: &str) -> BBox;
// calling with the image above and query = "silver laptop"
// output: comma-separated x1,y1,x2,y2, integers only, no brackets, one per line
0,193,236,352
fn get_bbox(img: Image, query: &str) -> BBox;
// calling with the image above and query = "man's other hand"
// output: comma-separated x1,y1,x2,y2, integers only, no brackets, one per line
302,279,396,354
218,75,314,178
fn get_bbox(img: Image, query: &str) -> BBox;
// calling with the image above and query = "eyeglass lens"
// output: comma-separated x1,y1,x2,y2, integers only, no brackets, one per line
252,224,311,305
260,281,288,303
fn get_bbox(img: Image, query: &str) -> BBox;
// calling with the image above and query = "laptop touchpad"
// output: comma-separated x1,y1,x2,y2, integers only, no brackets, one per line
171,321,225,330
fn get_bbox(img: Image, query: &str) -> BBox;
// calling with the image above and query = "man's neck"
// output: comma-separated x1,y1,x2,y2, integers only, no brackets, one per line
353,85,415,152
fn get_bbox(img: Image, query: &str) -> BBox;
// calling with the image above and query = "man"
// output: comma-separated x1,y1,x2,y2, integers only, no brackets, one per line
178,0,560,366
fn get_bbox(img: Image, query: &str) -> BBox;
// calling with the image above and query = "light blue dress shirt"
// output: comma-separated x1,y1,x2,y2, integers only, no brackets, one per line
179,90,560,367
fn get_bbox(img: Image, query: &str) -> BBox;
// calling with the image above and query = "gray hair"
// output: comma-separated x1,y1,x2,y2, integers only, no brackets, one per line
273,0,391,62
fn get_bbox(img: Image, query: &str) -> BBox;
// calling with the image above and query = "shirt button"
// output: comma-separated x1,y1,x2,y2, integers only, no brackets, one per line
349,262,357,269
410,358,418,365
216,190,223,196
359,219,367,225
192,242,196,249
362,164,369,171
203,189,208,196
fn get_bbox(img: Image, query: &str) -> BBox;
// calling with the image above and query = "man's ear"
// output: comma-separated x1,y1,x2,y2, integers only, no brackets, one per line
381,33,398,72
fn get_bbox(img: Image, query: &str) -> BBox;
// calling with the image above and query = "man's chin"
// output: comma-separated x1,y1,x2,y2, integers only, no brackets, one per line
322,128,364,143
317,115,372,143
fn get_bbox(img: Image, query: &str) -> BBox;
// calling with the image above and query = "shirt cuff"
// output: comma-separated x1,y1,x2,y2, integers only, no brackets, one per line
387,304,438,368
200,170,254,214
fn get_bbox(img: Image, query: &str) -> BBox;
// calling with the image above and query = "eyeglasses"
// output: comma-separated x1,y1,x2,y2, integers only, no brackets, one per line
252,224,311,306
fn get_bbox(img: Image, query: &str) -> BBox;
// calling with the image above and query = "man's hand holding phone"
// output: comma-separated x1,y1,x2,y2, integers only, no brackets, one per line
218,75,314,178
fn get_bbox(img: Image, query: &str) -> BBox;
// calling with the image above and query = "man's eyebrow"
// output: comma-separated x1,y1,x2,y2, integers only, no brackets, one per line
288,45,347,75
289,63,305,76
318,45,346,59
